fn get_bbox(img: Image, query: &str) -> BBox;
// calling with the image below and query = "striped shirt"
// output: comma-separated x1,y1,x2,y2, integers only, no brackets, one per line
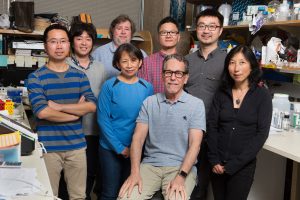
27,65,97,152
138,51,166,94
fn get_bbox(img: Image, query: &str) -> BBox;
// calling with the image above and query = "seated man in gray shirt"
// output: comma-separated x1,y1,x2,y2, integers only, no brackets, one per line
118,54,206,200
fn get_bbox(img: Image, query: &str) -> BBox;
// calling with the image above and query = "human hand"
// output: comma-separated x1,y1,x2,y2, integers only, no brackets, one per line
118,173,142,198
48,100,62,111
121,147,130,158
78,95,86,103
166,175,187,200
212,164,225,174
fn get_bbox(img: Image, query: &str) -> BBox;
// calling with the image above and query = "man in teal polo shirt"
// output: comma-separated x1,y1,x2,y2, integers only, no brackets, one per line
118,54,206,200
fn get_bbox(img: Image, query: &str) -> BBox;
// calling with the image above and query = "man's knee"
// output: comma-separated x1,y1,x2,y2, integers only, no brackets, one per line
118,186,144,200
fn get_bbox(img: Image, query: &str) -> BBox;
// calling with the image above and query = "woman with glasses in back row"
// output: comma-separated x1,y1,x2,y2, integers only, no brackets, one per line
207,45,272,200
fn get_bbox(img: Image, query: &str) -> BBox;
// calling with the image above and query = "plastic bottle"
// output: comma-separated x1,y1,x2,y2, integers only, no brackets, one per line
293,5,300,20
272,93,290,113
263,11,269,22
268,0,281,21
277,0,290,21
272,93,290,129
261,46,267,65
291,102,300,129
218,3,232,26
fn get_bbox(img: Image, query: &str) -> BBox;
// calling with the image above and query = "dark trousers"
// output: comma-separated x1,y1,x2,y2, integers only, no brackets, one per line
98,147,130,200
191,141,211,200
58,135,100,200
86,135,100,200
211,159,256,200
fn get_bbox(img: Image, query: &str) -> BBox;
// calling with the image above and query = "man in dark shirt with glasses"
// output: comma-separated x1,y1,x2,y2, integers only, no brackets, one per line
185,9,227,200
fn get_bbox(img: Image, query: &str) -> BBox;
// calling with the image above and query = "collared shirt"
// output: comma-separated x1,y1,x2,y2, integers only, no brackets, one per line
185,47,227,114
70,55,95,70
137,91,206,172
92,41,148,80
66,56,106,136
138,51,166,94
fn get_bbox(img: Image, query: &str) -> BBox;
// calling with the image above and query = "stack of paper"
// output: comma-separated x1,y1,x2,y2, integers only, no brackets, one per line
0,168,43,197
15,49,32,56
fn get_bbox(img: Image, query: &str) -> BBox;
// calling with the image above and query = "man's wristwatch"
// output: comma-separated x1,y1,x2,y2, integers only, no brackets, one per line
178,170,188,178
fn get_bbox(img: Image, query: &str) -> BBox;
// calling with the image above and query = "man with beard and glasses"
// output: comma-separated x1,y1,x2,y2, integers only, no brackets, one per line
92,14,147,80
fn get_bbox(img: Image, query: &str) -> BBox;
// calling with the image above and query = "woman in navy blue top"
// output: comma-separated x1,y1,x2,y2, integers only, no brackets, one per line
207,45,272,200
97,43,153,200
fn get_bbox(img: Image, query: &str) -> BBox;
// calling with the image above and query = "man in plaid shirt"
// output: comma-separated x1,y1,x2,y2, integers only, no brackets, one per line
138,16,180,94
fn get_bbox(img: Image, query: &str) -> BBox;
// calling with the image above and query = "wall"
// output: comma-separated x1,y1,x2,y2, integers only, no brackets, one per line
143,0,170,52
143,0,193,55
249,150,286,200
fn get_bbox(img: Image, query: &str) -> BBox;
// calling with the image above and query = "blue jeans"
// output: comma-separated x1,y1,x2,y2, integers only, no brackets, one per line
98,147,130,200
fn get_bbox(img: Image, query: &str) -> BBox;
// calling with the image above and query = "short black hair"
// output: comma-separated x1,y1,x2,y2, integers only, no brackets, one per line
109,14,135,39
112,43,143,71
69,22,97,53
43,23,69,43
157,16,179,32
196,9,224,27
223,45,262,88
162,54,189,74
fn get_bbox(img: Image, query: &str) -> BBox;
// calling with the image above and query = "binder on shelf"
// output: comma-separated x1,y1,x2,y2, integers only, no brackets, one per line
12,40,44,50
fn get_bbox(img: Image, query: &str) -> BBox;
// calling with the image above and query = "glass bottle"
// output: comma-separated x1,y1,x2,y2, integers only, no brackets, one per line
282,113,290,131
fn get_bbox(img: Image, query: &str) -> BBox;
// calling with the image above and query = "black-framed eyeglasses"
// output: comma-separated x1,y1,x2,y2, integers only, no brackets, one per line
159,31,179,36
163,70,187,78
196,24,220,31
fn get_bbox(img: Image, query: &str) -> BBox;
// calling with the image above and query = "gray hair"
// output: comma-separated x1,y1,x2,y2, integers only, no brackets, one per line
162,54,189,73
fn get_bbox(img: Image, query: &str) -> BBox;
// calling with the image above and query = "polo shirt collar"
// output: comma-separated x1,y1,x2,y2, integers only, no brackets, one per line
71,55,94,70
197,47,221,60
159,91,188,104
109,41,118,53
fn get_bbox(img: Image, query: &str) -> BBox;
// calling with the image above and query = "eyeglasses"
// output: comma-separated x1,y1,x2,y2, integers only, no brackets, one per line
47,39,69,46
196,24,221,31
159,31,179,36
163,70,187,78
